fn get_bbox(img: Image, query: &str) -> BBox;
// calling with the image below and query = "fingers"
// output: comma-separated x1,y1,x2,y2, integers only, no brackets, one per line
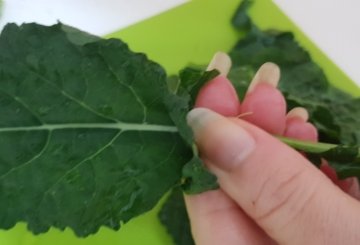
285,107,360,198
194,75,241,116
187,108,360,245
184,190,274,245
189,53,274,245
195,60,288,135
321,161,360,200
206,52,232,77
283,109,360,199
194,52,241,116
338,177,360,200
284,107,318,142
241,63,286,135
286,107,360,198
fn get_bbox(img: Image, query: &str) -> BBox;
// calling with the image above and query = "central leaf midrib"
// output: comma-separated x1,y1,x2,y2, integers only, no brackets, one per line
0,122,178,133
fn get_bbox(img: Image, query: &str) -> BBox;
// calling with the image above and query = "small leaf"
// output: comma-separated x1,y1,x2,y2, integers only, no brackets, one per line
179,67,219,106
164,68,219,194
322,145,359,163
159,188,195,245
306,153,322,168
311,106,341,143
231,0,253,31
181,156,218,194
164,90,193,146
328,160,360,179
60,24,100,45
323,146,360,179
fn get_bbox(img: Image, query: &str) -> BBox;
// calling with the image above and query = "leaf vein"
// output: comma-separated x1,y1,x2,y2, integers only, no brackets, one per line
0,131,52,180
37,130,123,206
0,122,178,133
0,88,44,125
98,50,147,123
27,68,118,123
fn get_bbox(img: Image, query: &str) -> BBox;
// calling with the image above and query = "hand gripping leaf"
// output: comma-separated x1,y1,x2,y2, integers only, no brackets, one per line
0,23,194,236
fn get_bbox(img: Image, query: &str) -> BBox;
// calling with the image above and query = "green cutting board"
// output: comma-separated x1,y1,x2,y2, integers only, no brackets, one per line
0,0,359,245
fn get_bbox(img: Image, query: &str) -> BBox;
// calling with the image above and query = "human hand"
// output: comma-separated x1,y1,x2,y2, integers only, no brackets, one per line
184,53,360,245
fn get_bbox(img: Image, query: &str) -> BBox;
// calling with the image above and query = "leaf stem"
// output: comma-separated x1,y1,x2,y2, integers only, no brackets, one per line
276,136,360,158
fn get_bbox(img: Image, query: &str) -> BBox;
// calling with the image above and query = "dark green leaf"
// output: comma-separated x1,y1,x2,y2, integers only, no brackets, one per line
159,188,195,245
165,68,218,145
164,89,194,146
306,153,322,168
230,31,311,68
181,156,218,194
329,98,360,144
231,0,253,31
311,106,340,143
228,65,255,100
60,24,100,45
167,75,180,94
164,68,219,194
324,145,360,179
328,160,360,179
322,146,359,163
179,67,219,106
0,23,193,236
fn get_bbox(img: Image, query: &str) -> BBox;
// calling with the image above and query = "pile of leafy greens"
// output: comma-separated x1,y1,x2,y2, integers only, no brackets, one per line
0,1,359,244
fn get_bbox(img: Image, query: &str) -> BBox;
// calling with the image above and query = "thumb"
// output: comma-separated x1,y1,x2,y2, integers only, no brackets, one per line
187,108,360,245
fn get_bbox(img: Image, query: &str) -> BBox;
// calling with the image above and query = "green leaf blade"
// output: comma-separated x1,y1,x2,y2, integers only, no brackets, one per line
164,68,219,194
0,23,192,236
159,188,195,245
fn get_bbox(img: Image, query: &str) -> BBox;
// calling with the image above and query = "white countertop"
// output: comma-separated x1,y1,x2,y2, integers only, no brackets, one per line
0,0,187,35
273,0,360,87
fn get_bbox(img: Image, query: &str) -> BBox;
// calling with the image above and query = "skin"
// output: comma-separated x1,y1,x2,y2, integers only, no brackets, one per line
185,75,360,245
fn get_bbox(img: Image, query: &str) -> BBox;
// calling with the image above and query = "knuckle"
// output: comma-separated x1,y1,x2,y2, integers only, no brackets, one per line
251,167,315,227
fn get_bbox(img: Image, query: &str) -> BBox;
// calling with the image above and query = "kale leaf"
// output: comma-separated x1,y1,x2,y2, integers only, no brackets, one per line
159,188,195,245
0,23,194,236
0,22,218,237
164,68,219,194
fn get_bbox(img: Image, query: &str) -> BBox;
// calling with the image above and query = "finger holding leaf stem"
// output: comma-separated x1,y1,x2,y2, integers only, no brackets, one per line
277,136,360,160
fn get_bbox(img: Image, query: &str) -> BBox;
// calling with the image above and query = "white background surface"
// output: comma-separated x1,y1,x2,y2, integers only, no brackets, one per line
273,0,360,87
0,0,187,35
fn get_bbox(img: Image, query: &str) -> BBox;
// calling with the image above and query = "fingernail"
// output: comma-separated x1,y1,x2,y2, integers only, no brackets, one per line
206,52,232,77
187,108,256,171
287,107,309,121
247,62,280,93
